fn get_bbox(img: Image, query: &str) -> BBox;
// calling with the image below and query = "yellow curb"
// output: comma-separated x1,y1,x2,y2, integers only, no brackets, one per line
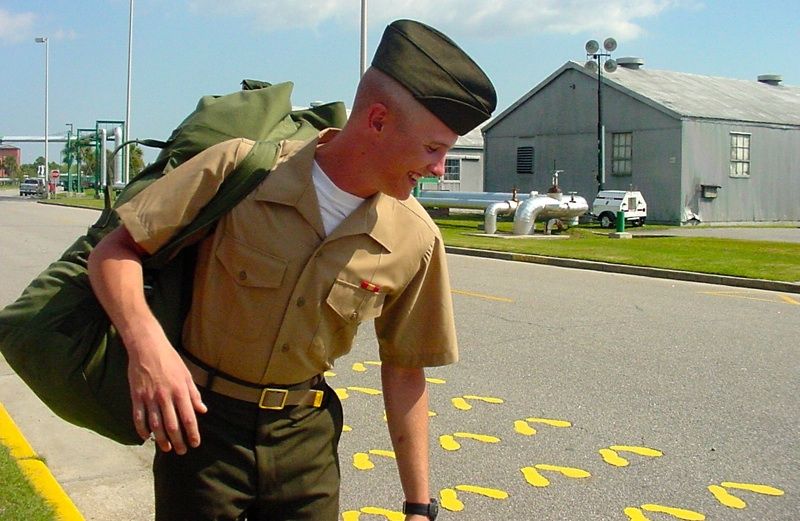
0,403,85,520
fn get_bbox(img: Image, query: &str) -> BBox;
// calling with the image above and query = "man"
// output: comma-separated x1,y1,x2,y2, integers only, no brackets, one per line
88,19,496,521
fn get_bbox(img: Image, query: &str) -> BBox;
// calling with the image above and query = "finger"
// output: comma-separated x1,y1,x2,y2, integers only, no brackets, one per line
147,404,173,453
133,402,150,441
176,396,202,449
187,378,208,415
158,401,188,455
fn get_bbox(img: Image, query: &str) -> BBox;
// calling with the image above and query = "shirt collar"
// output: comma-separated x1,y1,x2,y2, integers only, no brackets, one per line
253,130,395,252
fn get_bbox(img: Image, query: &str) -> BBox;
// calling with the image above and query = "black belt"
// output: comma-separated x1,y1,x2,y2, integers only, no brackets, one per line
182,355,325,410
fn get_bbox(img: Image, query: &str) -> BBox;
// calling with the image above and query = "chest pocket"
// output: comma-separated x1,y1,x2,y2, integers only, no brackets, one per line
326,278,386,324
216,234,286,289
210,234,287,342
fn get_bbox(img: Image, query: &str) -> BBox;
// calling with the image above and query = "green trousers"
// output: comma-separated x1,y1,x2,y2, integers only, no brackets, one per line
154,382,343,520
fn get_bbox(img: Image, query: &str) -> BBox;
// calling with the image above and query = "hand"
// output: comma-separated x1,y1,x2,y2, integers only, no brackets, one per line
127,329,207,454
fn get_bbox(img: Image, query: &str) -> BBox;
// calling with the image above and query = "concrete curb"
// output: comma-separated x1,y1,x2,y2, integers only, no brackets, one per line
0,403,85,520
445,246,800,294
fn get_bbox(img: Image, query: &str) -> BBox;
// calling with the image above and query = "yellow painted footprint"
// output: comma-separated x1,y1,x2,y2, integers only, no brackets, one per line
451,395,504,410
522,464,591,487
347,386,382,395
439,485,509,512
600,445,663,467
514,417,572,436
624,504,706,520
708,481,785,509
343,507,404,521
439,432,501,451
439,488,464,512
641,503,705,520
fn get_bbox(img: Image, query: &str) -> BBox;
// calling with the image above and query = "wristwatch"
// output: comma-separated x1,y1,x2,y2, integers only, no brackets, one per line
402,498,438,520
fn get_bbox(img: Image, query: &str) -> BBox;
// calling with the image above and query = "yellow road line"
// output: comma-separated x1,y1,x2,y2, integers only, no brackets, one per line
0,403,85,520
452,289,513,303
700,291,800,306
780,295,800,305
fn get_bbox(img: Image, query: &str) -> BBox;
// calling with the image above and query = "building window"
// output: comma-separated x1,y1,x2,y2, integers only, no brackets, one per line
611,132,632,176
516,146,534,175
730,132,750,178
444,157,461,182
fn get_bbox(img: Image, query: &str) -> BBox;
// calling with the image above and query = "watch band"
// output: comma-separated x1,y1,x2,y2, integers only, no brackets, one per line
403,498,438,520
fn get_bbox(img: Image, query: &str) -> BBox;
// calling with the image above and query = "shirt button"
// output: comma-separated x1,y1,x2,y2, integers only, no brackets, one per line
349,311,359,321
296,297,305,307
238,270,247,281
281,343,290,353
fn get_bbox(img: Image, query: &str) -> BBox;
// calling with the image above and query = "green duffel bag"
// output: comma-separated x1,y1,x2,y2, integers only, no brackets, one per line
0,81,346,445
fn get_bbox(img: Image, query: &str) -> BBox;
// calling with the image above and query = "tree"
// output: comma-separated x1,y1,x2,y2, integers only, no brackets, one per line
128,143,145,176
2,155,19,179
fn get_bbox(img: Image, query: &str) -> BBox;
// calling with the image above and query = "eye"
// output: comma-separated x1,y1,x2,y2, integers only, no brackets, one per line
426,145,440,153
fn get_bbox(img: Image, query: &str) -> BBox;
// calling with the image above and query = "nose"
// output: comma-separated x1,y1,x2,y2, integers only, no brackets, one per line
427,152,448,178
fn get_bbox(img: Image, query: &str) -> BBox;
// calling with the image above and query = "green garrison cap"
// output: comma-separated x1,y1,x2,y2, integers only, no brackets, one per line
372,19,497,135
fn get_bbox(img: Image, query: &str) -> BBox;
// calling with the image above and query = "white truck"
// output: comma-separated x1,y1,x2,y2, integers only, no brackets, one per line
591,190,647,228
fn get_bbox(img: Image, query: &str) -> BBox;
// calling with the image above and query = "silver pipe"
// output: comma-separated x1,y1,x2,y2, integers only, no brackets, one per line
113,126,124,186
513,194,590,235
513,196,559,235
417,190,532,210
483,200,518,234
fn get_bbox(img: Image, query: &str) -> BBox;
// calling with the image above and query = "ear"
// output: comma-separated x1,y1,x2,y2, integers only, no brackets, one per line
367,103,388,133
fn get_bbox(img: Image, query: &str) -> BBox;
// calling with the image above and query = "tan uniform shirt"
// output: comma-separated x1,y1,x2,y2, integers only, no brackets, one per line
117,133,458,385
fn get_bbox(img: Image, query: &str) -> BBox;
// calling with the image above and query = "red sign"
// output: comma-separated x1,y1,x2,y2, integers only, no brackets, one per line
50,169,60,178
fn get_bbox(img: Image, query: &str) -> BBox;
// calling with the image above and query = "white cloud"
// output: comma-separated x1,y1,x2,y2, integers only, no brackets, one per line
187,0,686,40
0,8,36,44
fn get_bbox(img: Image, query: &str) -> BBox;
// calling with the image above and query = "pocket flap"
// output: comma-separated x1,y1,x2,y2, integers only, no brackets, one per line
326,279,386,323
215,235,287,288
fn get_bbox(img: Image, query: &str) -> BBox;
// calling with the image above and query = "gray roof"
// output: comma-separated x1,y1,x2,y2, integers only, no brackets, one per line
488,61,800,129
454,124,484,148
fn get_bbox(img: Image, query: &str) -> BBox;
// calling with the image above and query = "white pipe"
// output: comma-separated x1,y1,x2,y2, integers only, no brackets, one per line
418,190,532,209
483,200,518,234
513,194,590,235
513,196,560,235
113,127,124,186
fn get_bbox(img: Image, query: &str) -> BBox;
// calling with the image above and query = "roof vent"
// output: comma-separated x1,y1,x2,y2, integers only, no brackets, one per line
757,74,782,86
617,57,644,70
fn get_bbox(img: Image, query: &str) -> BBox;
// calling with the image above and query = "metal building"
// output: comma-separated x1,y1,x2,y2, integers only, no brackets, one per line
422,126,485,192
483,60,800,224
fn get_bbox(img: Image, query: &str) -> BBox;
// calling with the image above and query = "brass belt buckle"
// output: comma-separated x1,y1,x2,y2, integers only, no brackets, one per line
259,388,288,410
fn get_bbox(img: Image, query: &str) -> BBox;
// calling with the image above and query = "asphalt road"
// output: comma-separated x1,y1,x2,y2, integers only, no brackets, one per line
0,194,797,520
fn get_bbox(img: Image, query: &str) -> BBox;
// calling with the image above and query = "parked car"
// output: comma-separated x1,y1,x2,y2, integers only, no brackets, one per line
19,178,47,197
591,190,647,228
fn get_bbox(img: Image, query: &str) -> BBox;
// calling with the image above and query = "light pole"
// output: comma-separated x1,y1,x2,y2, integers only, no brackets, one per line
35,36,49,198
360,0,368,77
584,38,617,193
124,0,134,185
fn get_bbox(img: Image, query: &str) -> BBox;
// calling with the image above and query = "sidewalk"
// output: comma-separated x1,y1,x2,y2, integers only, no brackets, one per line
0,360,156,521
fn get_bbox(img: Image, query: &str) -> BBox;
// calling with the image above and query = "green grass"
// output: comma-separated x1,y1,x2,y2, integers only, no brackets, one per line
0,444,57,521
40,190,106,209
36,198,800,282
436,214,800,283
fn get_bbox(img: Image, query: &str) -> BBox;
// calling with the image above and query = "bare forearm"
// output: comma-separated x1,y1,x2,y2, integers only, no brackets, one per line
382,364,430,504
88,226,162,351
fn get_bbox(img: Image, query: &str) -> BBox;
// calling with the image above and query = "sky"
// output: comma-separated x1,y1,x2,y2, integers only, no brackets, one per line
1,0,798,165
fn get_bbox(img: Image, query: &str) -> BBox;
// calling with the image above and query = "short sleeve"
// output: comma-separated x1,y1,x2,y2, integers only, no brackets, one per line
374,234,458,368
116,138,255,254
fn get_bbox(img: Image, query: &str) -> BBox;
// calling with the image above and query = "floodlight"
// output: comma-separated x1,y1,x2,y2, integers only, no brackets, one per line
585,40,599,55
603,37,617,52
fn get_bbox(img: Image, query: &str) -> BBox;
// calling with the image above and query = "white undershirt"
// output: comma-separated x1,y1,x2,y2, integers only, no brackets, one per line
311,160,365,236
